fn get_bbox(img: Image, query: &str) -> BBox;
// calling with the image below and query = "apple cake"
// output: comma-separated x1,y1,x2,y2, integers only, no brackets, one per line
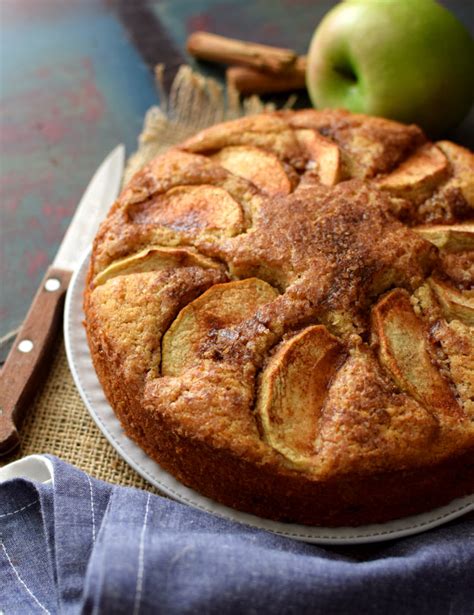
84,109,474,526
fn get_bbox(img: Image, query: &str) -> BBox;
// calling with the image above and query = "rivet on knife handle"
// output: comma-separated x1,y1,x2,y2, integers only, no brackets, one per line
0,266,72,456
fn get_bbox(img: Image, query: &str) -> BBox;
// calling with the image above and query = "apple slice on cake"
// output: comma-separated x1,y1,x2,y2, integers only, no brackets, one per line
161,278,278,377
94,246,225,286
211,145,292,196
129,184,245,237
256,325,343,466
294,129,342,186
428,277,474,326
413,222,474,287
413,222,474,251
376,144,449,200
437,141,474,208
372,289,462,420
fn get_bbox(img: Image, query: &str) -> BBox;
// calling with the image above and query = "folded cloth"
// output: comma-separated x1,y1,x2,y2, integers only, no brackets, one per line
0,456,473,615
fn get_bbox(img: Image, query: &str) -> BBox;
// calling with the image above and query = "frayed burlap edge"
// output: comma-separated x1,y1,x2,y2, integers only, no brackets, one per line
1,66,284,491
123,64,295,184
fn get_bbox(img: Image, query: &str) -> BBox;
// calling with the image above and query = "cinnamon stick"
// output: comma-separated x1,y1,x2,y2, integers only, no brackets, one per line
226,56,307,95
187,31,298,74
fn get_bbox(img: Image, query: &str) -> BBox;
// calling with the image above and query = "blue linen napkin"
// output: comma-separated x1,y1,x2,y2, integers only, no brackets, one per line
0,456,473,614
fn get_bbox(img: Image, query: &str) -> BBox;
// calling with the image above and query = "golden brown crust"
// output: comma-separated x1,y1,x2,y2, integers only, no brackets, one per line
84,109,474,526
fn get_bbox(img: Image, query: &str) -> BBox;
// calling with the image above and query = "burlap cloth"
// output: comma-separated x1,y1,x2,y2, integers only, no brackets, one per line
1,67,280,491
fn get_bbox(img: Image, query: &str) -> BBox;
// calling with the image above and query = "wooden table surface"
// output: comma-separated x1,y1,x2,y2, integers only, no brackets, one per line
0,0,472,358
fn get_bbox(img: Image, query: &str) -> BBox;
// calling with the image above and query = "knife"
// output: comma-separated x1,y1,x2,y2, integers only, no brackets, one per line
0,145,125,456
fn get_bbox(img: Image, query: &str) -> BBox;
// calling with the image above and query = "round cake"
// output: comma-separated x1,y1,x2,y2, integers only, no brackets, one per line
84,109,474,526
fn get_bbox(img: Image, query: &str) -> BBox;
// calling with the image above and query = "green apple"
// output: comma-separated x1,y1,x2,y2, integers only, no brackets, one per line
306,0,474,136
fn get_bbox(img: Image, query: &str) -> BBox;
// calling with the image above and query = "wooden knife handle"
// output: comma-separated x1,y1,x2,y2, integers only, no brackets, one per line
0,266,72,456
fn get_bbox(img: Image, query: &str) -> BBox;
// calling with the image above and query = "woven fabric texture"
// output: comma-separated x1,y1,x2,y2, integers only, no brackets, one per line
1,66,273,488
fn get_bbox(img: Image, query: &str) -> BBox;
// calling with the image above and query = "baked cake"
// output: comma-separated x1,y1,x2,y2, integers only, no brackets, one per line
84,110,474,526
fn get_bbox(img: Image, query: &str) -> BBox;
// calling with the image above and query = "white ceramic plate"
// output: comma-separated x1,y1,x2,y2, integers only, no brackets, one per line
64,251,474,545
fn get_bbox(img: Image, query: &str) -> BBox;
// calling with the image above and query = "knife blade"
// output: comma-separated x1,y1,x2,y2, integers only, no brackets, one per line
0,145,125,456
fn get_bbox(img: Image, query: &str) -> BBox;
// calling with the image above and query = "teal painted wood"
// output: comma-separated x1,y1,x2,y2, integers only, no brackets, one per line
0,1,158,344
151,0,335,55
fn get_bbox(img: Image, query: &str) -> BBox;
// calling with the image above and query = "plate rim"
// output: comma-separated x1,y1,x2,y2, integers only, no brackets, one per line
64,249,474,545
